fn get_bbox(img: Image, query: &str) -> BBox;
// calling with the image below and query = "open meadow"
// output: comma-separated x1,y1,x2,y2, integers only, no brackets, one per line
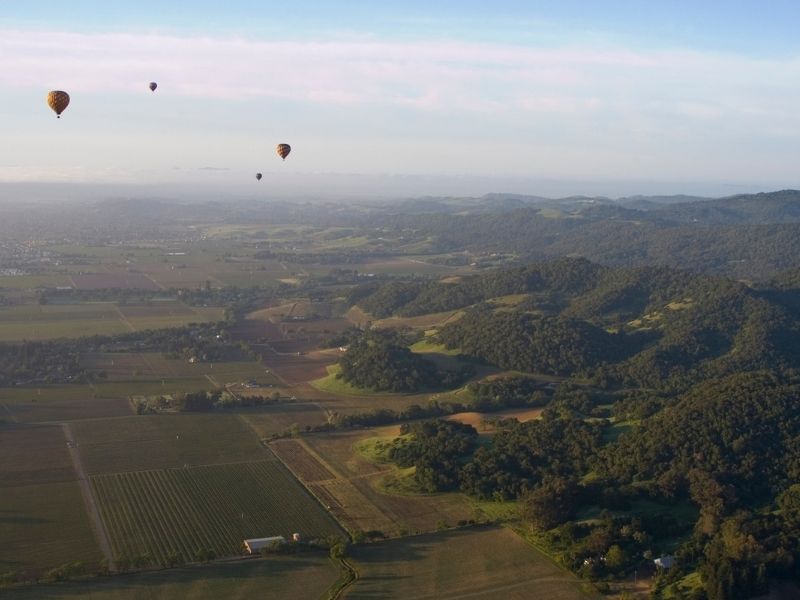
344,526,600,600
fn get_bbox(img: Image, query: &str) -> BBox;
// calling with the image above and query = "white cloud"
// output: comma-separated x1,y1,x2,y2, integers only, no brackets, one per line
2,29,800,186
1,29,798,122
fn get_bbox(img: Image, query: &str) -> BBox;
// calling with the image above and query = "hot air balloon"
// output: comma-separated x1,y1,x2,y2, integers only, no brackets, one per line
256,173,263,181
46,91,70,118
276,144,291,161
149,82,158,92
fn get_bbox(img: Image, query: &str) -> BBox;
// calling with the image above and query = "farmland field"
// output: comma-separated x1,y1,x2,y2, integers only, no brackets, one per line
0,424,102,575
274,431,473,537
345,527,600,600
240,403,328,438
0,302,223,341
81,353,279,386
0,384,132,423
70,414,267,474
71,272,161,290
2,555,340,599
92,460,342,563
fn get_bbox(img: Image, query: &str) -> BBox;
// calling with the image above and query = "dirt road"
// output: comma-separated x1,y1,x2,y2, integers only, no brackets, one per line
62,423,116,571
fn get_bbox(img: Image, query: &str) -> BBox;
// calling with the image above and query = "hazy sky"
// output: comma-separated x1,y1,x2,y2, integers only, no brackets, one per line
2,1,799,197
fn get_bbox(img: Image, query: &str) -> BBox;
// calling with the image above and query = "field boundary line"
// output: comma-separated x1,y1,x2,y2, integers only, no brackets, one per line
113,304,137,332
290,438,348,481
62,423,116,571
141,272,166,290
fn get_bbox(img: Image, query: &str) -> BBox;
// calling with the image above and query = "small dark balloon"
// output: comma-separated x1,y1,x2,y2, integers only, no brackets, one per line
256,173,263,181
149,82,158,92
46,90,70,118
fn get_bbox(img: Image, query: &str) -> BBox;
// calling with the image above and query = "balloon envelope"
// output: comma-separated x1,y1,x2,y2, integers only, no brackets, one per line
46,90,70,118
149,82,157,92
256,173,262,181
276,143,291,160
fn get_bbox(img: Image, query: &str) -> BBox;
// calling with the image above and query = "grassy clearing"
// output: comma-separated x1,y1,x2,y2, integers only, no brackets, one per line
2,554,339,600
310,364,393,397
92,460,342,564
373,310,464,330
71,414,268,475
345,526,600,599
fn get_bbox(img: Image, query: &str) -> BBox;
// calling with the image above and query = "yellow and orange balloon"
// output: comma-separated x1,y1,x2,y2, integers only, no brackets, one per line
46,90,70,118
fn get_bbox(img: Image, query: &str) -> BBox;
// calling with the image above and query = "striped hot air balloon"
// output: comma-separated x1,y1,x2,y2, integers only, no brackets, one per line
276,143,291,161
46,91,70,118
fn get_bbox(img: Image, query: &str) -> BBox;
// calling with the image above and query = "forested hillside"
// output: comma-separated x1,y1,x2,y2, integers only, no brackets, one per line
353,258,800,392
352,255,800,599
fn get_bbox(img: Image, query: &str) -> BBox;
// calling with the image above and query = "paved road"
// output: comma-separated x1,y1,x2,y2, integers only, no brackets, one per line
62,423,116,571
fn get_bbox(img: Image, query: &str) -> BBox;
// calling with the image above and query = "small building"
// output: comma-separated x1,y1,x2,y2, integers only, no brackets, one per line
243,536,286,554
654,555,675,570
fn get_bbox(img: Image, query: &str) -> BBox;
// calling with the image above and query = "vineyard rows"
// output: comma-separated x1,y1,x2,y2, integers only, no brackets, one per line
91,460,341,564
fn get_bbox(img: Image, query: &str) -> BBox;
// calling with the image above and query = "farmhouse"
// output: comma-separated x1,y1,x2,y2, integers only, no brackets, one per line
243,536,286,554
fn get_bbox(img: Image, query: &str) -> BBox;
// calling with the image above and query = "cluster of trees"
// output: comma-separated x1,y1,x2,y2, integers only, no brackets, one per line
389,420,478,492
353,258,603,318
463,377,549,410
352,258,800,394
438,307,630,376
133,390,287,413
376,369,800,599
0,340,94,386
338,329,439,392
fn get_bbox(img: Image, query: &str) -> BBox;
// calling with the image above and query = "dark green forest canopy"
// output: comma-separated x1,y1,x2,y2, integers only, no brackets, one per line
338,329,440,392
353,258,800,392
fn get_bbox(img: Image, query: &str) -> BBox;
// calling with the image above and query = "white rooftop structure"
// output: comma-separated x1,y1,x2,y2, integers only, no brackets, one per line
243,536,286,554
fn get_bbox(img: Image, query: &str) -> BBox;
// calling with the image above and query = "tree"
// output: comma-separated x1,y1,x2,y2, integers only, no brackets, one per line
521,477,580,530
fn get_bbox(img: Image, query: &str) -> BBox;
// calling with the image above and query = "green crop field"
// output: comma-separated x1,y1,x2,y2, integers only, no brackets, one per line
345,526,600,600
1,555,340,599
92,460,342,564
0,425,102,575
70,414,267,474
